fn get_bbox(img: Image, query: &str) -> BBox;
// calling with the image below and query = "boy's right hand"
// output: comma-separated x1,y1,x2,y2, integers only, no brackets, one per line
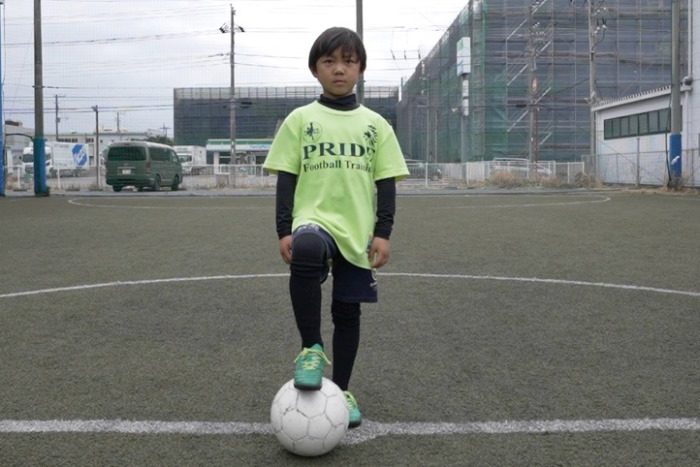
279,235,293,264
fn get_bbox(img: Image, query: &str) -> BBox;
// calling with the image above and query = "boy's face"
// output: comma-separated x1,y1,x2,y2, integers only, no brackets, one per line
311,47,362,99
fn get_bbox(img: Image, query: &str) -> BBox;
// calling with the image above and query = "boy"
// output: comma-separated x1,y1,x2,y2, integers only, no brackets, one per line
263,27,408,428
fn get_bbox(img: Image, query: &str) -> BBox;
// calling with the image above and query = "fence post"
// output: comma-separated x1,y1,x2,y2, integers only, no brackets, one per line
636,137,640,187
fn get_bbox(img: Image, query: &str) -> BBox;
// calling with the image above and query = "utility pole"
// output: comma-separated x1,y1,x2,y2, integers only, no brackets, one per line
0,0,5,196
229,4,236,164
54,94,64,140
527,4,536,162
668,0,682,188
588,0,607,180
356,0,364,104
92,106,100,189
34,0,49,195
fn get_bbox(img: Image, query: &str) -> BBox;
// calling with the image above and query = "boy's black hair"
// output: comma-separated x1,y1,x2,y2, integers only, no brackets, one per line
308,27,367,73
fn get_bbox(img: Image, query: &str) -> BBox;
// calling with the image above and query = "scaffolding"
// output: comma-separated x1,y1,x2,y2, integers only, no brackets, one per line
397,0,687,163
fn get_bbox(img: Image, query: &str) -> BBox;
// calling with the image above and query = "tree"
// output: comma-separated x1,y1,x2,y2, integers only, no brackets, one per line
146,135,174,146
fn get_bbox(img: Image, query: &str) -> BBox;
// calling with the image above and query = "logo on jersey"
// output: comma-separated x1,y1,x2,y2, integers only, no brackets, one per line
300,120,377,175
303,121,323,143
363,125,377,150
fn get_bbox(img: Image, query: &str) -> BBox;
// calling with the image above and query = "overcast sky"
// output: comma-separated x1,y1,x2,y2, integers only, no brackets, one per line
2,0,469,137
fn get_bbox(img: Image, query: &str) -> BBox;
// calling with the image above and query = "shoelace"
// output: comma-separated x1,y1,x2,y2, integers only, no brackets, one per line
343,391,359,410
294,348,331,370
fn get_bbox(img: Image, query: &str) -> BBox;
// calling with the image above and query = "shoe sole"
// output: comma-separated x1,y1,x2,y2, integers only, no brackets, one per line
293,382,322,391
349,420,361,429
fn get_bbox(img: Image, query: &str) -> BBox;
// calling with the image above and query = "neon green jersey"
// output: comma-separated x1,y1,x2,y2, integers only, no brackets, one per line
263,101,409,269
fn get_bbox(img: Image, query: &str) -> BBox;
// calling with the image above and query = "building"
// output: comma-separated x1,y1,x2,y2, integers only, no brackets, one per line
4,121,34,166
398,0,689,163
592,1,698,187
173,86,400,149
205,138,272,165
166,1,692,173
3,122,156,169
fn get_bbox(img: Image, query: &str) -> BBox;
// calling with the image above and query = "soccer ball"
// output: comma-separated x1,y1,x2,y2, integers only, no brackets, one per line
270,377,349,457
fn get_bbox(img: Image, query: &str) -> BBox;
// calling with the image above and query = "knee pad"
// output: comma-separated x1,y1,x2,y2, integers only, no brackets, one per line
290,232,329,280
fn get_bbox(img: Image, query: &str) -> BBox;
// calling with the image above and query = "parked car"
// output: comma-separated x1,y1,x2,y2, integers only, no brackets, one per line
105,141,183,192
404,158,443,181
491,157,552,177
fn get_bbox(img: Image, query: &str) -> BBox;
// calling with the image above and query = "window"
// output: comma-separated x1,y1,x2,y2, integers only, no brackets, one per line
648,111,659,133
658,108,670,132
638,113,648,134
604,119,613,139
603,107,679,140
107,146,146,161
150,147,169,162
612,118,620,138
629,114,639,135
620,116,630,137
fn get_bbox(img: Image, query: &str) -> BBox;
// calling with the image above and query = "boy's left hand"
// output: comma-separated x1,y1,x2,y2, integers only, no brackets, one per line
368,237,391,268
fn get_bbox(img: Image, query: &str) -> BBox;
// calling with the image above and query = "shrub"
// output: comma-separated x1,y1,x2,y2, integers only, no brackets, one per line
487,171,525,188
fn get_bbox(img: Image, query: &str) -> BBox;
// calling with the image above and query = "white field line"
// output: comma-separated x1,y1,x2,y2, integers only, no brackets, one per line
66,194,612,211
384,273,700,298
447,195,612,209
1,418,699,445
1,273,698,300
1,271,697,444
66,198,268,210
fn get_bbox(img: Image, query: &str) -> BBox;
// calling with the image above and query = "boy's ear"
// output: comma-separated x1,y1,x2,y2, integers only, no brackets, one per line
309,66,318,78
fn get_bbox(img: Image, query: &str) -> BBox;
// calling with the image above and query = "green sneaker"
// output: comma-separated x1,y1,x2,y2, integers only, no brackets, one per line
343,391,362,428
293,344,330,390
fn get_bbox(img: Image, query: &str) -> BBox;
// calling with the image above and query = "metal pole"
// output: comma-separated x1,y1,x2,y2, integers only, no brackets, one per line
54,95,59,139
528,5,534,162
229,4,236,165
92,106,100,189
356,0,364,104
636,137,640,187
535,105,540,163
34,0,49,195
0,0,5,196
460,108,465,162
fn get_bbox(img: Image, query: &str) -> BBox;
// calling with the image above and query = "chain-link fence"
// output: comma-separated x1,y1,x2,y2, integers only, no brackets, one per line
13,154,699,193
596,149,699,188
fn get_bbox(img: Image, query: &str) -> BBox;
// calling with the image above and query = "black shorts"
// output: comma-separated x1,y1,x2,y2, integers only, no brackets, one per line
293,224,378,303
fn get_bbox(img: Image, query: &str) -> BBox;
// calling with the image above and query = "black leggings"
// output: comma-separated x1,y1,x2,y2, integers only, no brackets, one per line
289,231,361,391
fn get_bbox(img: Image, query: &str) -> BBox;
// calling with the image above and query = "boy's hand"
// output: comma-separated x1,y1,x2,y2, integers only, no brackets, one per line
368,237,391,268
279,235,293,264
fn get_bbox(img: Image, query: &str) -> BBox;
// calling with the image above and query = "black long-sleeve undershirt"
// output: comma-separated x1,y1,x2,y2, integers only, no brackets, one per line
275,171,397,241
